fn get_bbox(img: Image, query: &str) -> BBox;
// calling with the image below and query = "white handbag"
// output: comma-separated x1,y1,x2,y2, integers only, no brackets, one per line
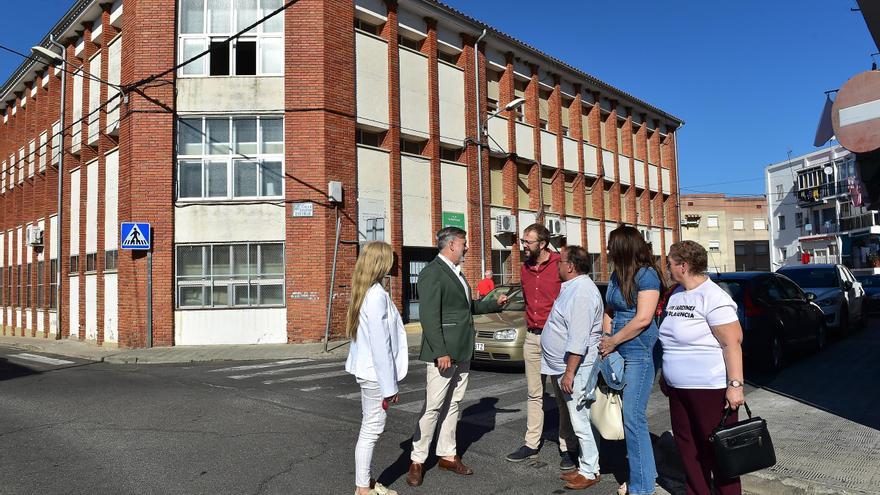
591,381,625,441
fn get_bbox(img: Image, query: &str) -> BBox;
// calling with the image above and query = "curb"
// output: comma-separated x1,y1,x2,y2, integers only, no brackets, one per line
743,471,871,495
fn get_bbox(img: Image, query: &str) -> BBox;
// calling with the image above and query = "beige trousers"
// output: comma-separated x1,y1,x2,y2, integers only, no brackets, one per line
524,331,576,451
411,360,470,463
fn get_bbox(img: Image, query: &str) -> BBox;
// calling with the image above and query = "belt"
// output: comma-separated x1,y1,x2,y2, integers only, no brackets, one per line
527,327,543,334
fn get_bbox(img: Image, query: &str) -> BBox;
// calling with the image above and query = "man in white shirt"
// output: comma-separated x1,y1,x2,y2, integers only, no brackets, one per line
541,245,604,490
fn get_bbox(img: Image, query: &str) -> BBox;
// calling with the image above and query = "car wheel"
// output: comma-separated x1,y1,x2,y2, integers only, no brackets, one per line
769,335,785,371
815,323,827,353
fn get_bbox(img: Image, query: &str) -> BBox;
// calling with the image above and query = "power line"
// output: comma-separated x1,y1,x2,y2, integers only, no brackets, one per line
0,43,121,91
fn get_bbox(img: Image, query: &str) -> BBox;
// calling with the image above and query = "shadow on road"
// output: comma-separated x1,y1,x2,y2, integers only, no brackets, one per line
0,357,40,381
747,317,880,431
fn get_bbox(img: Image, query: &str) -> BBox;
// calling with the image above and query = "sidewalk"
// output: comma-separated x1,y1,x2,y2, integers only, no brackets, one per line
2,327,878,495
0,328,424,365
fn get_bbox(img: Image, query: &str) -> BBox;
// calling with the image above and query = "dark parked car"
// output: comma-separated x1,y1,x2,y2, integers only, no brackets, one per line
856,275,880,313
709,272,826,371
776,264,865,334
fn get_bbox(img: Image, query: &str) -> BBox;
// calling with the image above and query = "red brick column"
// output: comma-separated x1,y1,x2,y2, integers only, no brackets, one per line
668,129,681,244
621,108,635,225
588,92,607,279
424,18,442,235
285,0,358,342
117,0,176,347
500,52,521,275
636,113,651,228
381,0,404,314
608,101,621,226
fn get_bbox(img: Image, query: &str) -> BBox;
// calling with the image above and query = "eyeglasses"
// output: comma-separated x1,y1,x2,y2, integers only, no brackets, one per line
519,239,539,246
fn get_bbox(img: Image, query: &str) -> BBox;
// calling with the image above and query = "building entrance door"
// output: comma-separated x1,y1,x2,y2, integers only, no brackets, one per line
401,247,437,323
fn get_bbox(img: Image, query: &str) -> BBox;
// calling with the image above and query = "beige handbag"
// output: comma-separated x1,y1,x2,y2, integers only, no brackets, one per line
590,381,625,440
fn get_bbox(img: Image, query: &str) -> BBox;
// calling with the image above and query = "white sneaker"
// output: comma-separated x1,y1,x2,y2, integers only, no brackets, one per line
372,482,397,495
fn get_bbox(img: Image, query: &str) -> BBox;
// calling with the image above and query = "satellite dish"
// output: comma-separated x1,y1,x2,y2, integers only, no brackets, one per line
823,165,833,176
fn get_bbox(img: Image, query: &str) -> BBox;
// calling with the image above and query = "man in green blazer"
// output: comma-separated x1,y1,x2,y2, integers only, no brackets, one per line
406,227,508,487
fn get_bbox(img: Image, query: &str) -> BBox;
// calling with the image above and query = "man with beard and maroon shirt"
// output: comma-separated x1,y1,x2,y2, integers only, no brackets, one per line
505,223,577,472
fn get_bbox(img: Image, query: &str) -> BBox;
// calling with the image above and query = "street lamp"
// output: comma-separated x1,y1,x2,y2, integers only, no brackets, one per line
31,36,65,340
473,28,526,276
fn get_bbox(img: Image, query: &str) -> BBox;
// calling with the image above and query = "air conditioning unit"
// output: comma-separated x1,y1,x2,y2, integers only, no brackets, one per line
641,229,652,243
545,217,566,237
26,226,43,246
495,214,517,234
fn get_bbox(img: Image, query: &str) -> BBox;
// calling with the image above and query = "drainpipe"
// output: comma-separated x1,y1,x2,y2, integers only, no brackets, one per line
49,34,66,340
474,29,487,276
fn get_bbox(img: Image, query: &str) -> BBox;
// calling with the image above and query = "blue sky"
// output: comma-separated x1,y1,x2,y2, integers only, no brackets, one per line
1,1,876,196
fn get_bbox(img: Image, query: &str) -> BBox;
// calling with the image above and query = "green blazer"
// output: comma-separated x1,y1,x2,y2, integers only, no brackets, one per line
417,256,501,363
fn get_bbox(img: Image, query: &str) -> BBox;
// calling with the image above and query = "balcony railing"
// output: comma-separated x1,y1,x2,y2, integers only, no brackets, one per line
798,222,840,237
841,211,880,231
795,180,847,205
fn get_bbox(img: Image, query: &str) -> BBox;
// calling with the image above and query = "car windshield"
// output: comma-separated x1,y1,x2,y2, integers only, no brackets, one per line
777,268,838,289
481,286,525,311
857,276,880,288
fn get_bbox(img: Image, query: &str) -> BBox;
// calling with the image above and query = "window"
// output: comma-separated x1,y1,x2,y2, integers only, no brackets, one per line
36,261,44,308
39,131,48,171
354,18,381,35
400,138,425,155
437,50,458,65
776,184,783,200
176,116,284,200
775,276,803,300
176,242,284,308
753,218,766,230
732,219,744,230
780,248,787,260
25,264,32,307
707,215,719,228
356,129,383,147
85,253,97,273
105,250,118,271
440,147,460,162
708,240,720,252
69,255,79,274
28,139,36,177
754,242,769,255
51,121,61,165
178,0,283,76
16,265,21,306
777,215,786,231
398,35,421,51
795,212,803,227
49,260,57,309
735,243,746,256
363,217,385,242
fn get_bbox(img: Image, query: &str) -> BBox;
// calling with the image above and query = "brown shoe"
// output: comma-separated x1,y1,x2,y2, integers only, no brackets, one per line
564,473,601,490
559,470,580,482
437,456,474,475
406,462,423,487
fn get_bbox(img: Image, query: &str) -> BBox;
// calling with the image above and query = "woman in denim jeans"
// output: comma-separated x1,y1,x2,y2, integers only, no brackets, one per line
599,226,665,495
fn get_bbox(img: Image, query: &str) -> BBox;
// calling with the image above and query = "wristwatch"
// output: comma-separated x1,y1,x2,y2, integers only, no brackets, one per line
727,379,744,388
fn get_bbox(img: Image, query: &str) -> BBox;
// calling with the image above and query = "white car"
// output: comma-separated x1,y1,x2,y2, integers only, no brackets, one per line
776,264,866,335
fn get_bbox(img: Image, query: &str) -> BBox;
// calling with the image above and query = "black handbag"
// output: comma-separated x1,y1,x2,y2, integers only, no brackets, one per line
708,402,776,479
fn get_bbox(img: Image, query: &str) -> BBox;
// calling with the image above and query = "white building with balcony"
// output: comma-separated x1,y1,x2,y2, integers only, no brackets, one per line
766,145,880,274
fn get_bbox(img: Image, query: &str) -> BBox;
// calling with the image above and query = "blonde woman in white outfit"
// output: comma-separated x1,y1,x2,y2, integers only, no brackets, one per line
345,241,409,495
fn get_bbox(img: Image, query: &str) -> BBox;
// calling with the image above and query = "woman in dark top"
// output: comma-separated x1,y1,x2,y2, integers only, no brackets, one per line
599,225,665,495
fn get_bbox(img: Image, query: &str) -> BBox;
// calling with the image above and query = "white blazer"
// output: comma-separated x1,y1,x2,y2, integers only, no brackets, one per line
345,283,408,397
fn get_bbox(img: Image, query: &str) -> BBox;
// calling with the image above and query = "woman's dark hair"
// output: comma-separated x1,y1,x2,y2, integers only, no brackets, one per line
607,225,665,306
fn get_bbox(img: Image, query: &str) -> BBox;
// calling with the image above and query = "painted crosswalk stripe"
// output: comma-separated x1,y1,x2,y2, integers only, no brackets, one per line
262,369,350,385
209,359,310,373
395,379,526,413
10,353,75,366
227,361,342,380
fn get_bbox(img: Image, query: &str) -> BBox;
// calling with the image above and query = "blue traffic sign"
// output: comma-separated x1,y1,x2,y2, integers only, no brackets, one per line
120,222,151,250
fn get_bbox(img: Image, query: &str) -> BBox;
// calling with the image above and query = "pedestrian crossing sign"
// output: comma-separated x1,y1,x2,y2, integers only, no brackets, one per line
120,222,151,250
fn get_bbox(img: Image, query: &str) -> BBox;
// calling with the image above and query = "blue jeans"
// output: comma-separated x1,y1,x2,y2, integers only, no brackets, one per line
619,348,658,494
554,347,600,479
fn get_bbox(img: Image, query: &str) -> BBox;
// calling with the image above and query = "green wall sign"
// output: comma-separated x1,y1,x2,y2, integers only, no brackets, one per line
442,211,466,229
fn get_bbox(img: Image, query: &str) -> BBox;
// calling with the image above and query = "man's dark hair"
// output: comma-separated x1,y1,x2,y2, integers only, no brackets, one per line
523,223,551,249
563,245,591,275
436,226,466,250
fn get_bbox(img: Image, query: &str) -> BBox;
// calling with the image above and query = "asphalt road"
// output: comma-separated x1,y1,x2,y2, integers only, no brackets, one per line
2,315,876,494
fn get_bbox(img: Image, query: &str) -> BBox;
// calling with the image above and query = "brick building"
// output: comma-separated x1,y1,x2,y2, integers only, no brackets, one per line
680,194,770,272
0,0,682,347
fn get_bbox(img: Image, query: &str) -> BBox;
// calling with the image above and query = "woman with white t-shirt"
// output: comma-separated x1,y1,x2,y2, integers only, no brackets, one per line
659,241,745,495
345,241,409,495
